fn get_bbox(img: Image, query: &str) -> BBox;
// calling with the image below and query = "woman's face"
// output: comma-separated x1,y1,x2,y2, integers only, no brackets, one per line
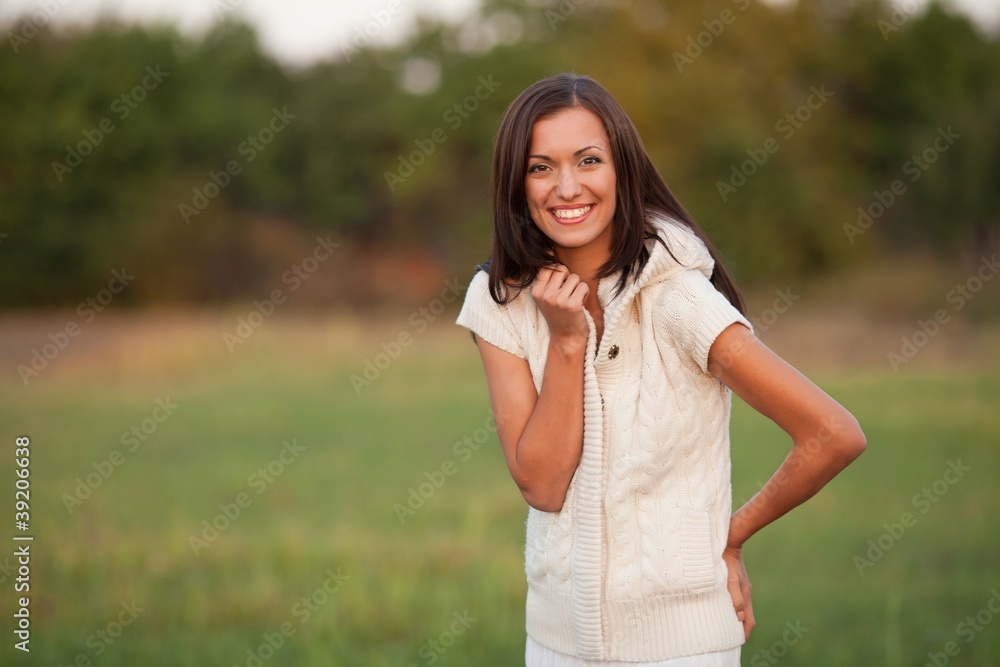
524,107,617,258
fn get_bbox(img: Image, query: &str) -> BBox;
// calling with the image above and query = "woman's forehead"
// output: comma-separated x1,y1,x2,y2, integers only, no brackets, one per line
529,108,609,153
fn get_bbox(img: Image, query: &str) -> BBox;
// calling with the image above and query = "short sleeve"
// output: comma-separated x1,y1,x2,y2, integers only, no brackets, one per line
653,269,751,373
455,270,526,359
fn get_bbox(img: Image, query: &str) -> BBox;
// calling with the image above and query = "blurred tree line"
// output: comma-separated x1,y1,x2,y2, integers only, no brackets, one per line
0,0,997,307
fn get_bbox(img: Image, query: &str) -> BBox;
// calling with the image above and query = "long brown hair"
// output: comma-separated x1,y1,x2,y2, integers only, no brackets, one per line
486,72,745,314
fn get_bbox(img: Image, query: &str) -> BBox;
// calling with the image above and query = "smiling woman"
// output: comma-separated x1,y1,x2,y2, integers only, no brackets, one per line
455,73,866,666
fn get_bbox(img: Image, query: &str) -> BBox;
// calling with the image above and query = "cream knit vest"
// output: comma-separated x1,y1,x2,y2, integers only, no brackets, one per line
456,217,750,661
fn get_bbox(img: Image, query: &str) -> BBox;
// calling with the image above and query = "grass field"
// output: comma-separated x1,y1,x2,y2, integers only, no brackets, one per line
1,311,998,666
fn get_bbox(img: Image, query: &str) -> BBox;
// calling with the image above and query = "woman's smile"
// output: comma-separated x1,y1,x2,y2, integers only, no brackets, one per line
549,204,595,225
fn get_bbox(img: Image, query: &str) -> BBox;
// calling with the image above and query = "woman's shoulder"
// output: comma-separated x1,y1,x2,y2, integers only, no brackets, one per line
456,267,531,358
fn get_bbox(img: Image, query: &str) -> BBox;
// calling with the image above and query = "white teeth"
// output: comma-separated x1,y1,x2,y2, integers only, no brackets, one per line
553,206,593,219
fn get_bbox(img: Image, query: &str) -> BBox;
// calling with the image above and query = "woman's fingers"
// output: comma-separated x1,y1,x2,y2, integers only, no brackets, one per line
727,561,745,620
553,272,581,304
535,265,585,308
532,265,589,340
743,580,756,637
569,279,589,306
533,265,566,300
542,265,569,295
723,546,755,640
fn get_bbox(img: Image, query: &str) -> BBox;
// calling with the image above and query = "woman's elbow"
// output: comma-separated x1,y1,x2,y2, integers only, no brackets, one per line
849,430,867,460
516,477,569,513
524,492,565,513
800,412,866,467
836,417,867,463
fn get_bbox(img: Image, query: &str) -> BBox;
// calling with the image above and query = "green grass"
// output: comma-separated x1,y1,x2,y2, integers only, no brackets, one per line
0,316,998,666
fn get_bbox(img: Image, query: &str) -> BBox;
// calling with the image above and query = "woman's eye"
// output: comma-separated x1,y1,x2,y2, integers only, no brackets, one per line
528,163,548,173
581,156,602,166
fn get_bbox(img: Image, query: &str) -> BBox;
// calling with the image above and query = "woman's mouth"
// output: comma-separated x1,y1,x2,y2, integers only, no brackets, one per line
549,204,595,225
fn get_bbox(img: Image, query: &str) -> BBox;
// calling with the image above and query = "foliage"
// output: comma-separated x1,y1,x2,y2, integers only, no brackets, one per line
0,0,997,306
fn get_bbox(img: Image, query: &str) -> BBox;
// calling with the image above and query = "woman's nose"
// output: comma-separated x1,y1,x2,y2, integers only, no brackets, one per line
556,169,582,200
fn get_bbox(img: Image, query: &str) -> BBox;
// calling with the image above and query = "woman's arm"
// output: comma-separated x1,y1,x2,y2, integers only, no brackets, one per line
708,322,867,638
709,322,867,546
475,265,590,512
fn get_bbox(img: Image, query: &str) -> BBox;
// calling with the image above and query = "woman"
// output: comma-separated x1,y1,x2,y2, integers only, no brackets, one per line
455,73,866,666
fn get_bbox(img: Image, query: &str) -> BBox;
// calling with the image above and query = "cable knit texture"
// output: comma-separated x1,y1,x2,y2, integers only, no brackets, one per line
456,216,750,661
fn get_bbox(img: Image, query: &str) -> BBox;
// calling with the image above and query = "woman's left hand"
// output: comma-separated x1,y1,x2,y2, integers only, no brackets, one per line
722,545,755,640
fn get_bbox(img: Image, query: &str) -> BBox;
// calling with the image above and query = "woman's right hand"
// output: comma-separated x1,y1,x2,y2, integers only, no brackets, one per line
477,263,590,512
531,265,589,347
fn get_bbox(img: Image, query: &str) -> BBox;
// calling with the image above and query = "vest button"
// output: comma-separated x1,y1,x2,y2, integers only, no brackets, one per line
608,344,619,360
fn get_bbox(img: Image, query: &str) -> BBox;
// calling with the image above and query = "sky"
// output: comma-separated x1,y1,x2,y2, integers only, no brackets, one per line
2,0,998,67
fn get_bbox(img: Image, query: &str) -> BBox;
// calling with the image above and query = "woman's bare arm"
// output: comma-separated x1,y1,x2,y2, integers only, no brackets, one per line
708,322,867,639
474,265,591,512
709,322,867,547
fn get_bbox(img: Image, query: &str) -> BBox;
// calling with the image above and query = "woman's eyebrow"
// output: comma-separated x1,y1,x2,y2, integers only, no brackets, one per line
528,145,606,160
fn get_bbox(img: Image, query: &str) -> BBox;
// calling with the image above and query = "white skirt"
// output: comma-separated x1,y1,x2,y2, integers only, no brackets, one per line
526,637,741,667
